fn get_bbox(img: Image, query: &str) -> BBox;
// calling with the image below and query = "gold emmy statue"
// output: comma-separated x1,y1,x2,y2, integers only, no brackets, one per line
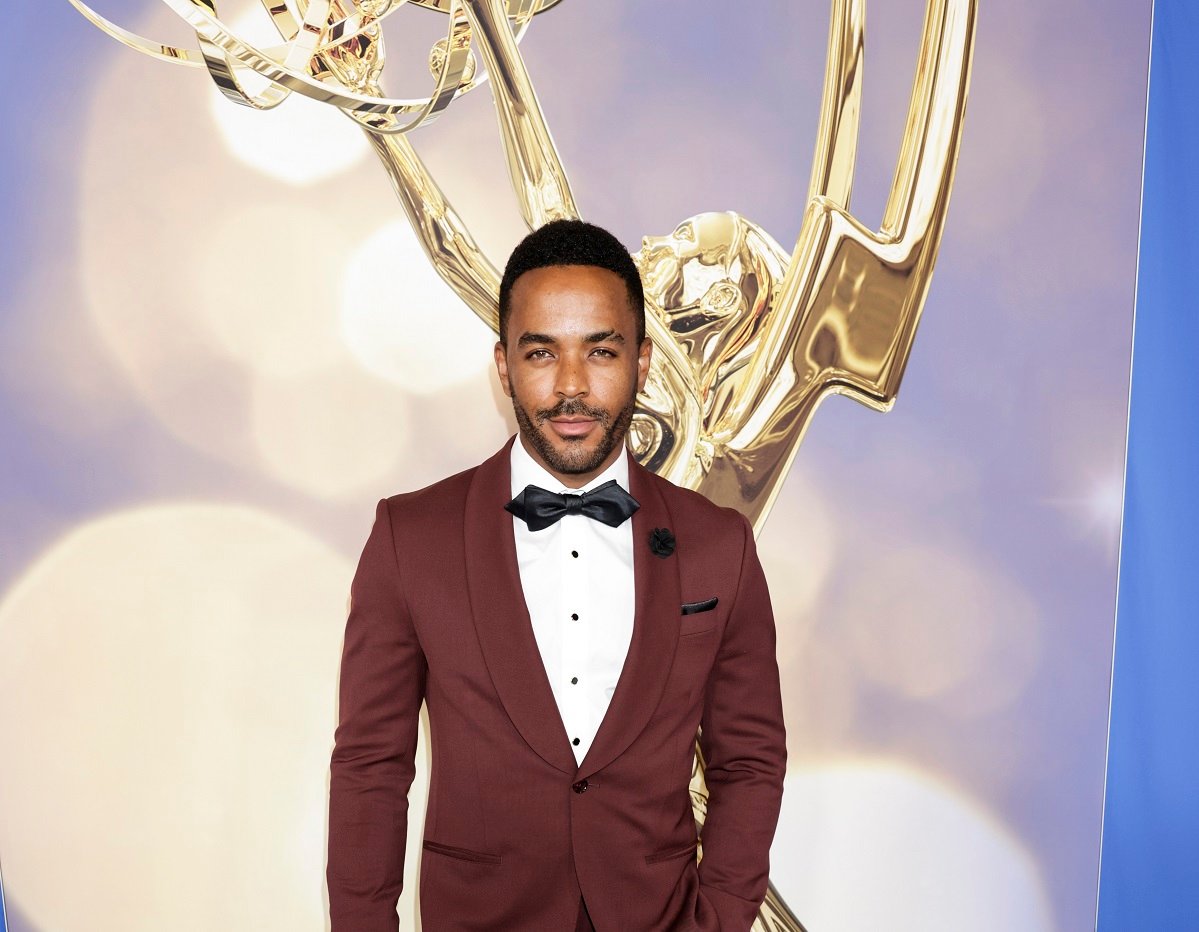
68,0,976,926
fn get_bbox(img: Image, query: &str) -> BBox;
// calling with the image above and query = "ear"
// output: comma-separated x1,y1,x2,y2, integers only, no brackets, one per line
494,341,513,397
636,337,653,393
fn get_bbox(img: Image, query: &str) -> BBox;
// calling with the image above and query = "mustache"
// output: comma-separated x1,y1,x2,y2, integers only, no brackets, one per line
535,399,610,423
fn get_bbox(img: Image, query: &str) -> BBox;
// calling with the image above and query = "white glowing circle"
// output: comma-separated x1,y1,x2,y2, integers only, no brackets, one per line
770,761,1054,932
77,7,522,482
79,21,377,478
209,87,370,186
207,11,369,185
839,544,1041,714
194,202,354,377
341,221,497,394
757,467,836,651
250,363,412,499
0,504,430,931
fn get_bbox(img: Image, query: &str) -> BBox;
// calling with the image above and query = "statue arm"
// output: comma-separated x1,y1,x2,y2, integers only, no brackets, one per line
806,0,865,209
464,0,580,229
720,0,974,432
366,131,502,332
350,0,578,332
697,0,975,532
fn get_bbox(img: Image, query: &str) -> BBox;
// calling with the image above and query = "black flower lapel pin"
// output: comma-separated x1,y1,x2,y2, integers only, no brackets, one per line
648,527,676,559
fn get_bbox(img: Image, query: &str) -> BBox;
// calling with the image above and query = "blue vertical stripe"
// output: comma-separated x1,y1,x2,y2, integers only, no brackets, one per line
1098,1,1199,928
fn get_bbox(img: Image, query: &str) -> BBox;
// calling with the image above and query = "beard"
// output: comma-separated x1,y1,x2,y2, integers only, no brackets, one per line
511,394,636,477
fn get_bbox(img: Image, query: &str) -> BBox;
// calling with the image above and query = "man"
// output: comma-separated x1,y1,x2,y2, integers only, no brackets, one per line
327,220,787,931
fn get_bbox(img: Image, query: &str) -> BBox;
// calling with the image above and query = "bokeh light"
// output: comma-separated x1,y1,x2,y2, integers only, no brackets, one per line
0,1,1147,927
250,362,412,499
757,466,838,654
770,760,1054,932
193,202,355,378
0,503,435,931
837,542,1041,715
340,220,498,395
207,9,370,186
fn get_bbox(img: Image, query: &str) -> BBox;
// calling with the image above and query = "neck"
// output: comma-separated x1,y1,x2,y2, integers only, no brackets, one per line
517,434,625,489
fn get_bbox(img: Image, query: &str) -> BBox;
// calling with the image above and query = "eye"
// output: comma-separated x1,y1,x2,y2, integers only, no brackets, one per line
590,348,617,358
526,348,553,360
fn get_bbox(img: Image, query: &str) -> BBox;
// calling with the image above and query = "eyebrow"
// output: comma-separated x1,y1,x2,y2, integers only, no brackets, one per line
585,330,625,344
515,330,626,347
516,332,556,347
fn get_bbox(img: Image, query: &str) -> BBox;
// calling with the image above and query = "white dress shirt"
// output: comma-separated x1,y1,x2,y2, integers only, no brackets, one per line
509,437,636,765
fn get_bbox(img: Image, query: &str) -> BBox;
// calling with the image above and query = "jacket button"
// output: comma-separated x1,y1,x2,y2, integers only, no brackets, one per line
572,779,589,794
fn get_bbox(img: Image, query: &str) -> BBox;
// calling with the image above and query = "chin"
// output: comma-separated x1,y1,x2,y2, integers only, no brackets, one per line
526,431,601,474
548,440,604,473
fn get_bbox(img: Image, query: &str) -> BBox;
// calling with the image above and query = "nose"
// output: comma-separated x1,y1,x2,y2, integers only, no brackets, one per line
554,352,588,399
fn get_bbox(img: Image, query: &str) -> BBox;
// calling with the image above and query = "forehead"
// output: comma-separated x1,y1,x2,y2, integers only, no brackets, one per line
508,265,635,332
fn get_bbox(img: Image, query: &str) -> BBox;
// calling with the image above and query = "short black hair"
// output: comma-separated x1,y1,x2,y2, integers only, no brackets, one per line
498,219,645,345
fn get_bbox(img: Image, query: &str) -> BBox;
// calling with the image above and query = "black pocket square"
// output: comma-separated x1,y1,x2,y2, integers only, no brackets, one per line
681,597,719,615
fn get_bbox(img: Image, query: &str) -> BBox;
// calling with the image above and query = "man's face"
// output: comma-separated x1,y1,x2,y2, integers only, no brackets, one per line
495,264,651,489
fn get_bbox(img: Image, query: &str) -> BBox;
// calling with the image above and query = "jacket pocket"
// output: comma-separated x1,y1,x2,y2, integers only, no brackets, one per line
422,839,502,865
644,841,699,865
680,611,718,638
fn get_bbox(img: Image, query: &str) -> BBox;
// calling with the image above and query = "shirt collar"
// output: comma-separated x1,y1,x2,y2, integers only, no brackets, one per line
509,433,631,498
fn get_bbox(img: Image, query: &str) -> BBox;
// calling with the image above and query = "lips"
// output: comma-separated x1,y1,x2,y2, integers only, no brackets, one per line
549,418,597,438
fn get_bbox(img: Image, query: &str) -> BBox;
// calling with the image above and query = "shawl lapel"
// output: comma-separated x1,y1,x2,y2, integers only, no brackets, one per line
578,459,681,779
463,439,577,775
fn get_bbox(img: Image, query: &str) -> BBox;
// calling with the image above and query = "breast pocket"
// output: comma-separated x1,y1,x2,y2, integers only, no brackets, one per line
679,596,719,638
680,616,717,639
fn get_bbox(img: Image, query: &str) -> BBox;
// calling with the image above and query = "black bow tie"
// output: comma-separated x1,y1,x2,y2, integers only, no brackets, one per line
505,480,640,532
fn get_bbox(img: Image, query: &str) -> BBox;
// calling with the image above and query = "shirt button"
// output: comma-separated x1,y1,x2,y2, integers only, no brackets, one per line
572,737,581,746
571,677,578,685
571,613,579,621
571,550,579,558
572,779,589,794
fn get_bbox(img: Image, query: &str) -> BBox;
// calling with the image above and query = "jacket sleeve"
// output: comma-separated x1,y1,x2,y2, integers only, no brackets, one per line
696,512,788,930
327,498,427,932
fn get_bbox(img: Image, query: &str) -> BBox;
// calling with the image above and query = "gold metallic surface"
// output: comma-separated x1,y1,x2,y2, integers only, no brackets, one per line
335,0,978,537
634,0,977,532
71,1,976,928
66,0,554,130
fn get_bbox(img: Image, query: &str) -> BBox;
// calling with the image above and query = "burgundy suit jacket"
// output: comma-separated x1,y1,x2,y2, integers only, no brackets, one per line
327,438,786,931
